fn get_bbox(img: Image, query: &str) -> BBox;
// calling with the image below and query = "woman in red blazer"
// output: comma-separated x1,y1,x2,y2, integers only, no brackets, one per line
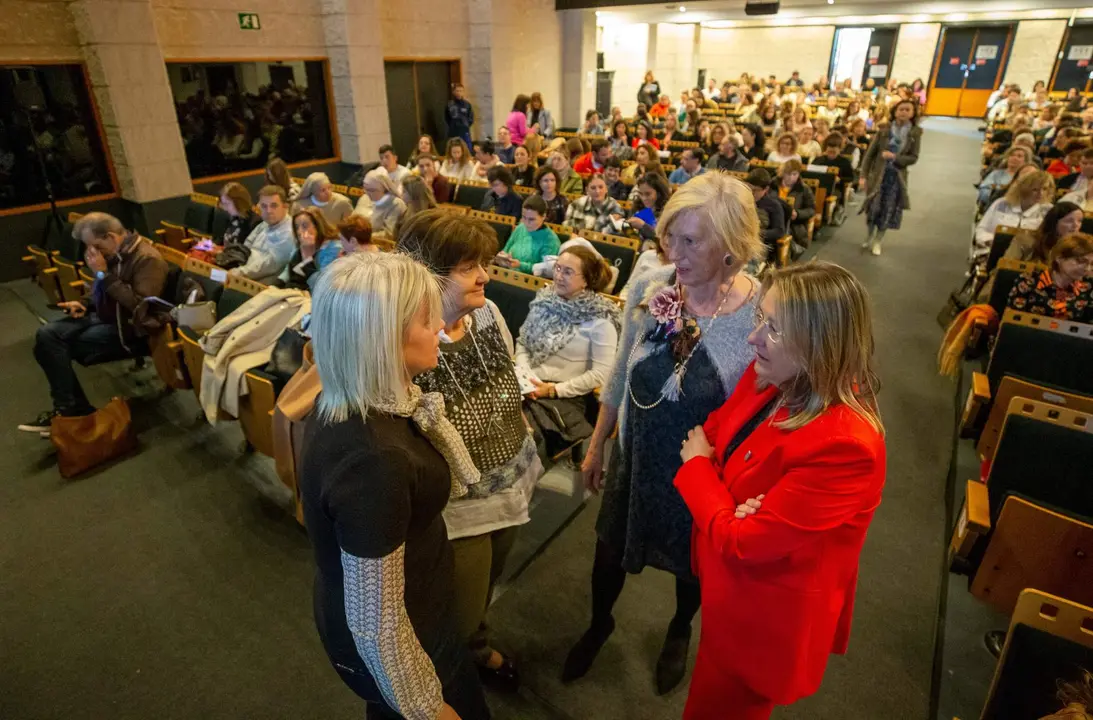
674,261,886,719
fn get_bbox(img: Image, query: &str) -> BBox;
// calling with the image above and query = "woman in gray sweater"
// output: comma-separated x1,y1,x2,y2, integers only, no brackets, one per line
292,171,353,226
563,172,767,695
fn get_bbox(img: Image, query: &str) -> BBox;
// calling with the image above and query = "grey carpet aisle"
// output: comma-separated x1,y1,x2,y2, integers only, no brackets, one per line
484,117,982,720
0,118,980,720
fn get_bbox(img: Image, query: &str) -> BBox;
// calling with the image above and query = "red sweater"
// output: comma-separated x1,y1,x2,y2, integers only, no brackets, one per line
674,363,886,706
572,152,604,176
632,137,661,150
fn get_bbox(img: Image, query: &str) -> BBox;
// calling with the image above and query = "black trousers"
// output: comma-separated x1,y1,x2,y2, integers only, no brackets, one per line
590,538,701,631
33,316,142,415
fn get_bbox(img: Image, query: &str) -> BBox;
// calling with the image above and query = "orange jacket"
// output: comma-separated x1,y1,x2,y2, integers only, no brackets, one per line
674,363,886,705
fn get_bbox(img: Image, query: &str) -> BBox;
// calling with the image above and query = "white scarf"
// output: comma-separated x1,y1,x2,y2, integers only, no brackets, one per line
375,384,481,499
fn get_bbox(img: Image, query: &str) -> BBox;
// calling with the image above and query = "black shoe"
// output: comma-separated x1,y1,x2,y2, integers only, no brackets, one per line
655,621,692,695
562,616,615,683
477,652,520,693
18,410,59,434
984,629,1006,658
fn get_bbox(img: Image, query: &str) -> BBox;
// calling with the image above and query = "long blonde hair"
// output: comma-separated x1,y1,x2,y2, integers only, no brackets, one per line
1004,169,1054,207
762,262,883,434
402,174,437,214
311,252,442,423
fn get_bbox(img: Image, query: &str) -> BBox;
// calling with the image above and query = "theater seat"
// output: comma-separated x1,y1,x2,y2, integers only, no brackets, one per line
455,182,488,210
484,266,548,334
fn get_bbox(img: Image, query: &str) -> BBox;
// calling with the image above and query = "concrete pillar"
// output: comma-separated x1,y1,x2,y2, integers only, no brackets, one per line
561,9,596,128
468,0,495,138
69,0,190,203
321,0,390,164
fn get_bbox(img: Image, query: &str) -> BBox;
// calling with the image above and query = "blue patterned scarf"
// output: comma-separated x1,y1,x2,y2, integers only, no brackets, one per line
519,286,620,368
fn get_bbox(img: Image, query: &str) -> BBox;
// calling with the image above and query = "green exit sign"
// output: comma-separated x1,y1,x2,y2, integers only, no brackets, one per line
238,12,261,30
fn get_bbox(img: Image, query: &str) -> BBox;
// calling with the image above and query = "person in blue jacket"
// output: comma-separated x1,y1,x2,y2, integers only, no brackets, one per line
446,83,475,148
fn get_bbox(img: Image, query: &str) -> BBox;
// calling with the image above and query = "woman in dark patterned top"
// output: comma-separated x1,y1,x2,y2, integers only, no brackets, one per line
563,172,767,695
1007,232,1093,322
400,210,542,693
299,252,489,720
534,166,569,225
217,181,259,246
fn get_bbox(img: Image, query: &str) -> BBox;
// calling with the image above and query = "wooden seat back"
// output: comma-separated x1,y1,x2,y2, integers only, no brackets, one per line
160,222,191,252
484,266,548,333
977,376,1093,462
454,181,489,209
987,311,1093,399
985,225,1020,274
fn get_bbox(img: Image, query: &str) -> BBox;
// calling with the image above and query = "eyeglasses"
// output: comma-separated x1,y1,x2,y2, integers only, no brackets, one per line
555,266,583,280
753,308,782,344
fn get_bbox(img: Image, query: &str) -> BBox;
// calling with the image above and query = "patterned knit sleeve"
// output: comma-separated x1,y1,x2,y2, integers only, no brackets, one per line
601,269,659,409
485,300,516,356
341,547,444,720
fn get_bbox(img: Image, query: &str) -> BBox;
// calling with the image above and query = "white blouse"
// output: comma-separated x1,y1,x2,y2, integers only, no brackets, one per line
515,317,618,398
440,160,477,182
974,199,1051,258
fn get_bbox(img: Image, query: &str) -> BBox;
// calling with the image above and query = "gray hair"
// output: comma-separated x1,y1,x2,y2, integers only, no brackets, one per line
363,169,398,196
72,211,125,241
298,172,331,201
311,252,442,423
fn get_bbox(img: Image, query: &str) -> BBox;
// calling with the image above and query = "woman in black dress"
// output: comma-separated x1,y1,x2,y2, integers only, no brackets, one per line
299,252,490,720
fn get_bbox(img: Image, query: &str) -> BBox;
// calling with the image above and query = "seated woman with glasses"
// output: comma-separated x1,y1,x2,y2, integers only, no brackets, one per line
516,246,621,457
1007,232,1093,323
494,195,561,273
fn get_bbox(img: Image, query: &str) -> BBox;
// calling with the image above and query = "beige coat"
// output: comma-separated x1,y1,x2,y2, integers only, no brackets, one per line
199,287,310,423
861,123,922,212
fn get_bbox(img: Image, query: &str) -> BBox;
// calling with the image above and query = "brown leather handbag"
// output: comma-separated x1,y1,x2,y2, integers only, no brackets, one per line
50,397,137,478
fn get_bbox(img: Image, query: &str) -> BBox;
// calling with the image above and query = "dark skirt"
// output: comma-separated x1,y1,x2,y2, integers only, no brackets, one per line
866,162,904,231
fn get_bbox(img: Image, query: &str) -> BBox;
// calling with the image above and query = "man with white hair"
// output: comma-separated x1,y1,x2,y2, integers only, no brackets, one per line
19,212,167,434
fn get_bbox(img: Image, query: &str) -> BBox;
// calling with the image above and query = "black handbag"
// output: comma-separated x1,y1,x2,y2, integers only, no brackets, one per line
264,327,308,386
524,396,595,462
215,244,252,269
937,271,979,330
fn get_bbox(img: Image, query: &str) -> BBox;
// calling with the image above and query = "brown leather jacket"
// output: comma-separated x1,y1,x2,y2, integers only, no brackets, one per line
82,233,169,344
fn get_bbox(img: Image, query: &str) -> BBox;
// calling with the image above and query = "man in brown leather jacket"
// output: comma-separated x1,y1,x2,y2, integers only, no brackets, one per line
18,212,167,435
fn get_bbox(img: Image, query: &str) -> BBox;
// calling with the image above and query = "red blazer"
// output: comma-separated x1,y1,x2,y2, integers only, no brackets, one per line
674,363,885,704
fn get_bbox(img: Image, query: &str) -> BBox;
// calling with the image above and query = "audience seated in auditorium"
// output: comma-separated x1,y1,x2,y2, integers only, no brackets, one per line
337,214,387,254
440,138,477,182
507,95,530,146
293,172,353,226
745,167,786,254
669,148,707,185
511,146,536,187
757,103,780,138
812,118,832,147
563,174,623,234
622,145,663,184
19,212,168,433
496,126,517,164
608,120,633,161
984,163,1039,209
977,147,1030,209
988,86,1023,123
1057,146,1093,193
774,159,815,251
516,245,619,454
402,174,438,220
707,131,750,173
975,169,1054,261
649,94,672,119
602,158,629,202
633,121,661,151
265,158,300,204
582,110,604,136
527,92,554,138
277,207,340,291
495,195,560,273
379,144,411,189
1046,140,1088,179
1005,201,1083,264
408,134,437,167
740,123,766,161
810,133,856,188
796,126,822,161
1007,231,1093,322
482,166,523,219
474,140,503,179
816,94,844,124
549,150,585,195
218,181,259,246
767,132,802,164
627,172,671,245
360,170,407,237
534,167,569,225
230,185,296,283
574,140,612,176
415,153,451,204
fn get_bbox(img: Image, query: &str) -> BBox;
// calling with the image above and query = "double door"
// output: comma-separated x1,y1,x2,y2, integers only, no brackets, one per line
1051,22,1093,93
383,60,461,161
926,25,1014,118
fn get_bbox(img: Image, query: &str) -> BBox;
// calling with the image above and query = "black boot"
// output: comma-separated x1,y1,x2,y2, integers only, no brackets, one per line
655,620,692,695
984,629,1006,658
561,616,615,682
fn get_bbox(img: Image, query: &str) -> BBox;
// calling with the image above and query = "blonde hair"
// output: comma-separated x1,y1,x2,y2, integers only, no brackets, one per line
311,252,442,423
657,171,765,269
1004,169,1053,207
762,262,883,434
776,132,799,154
401,175,437,214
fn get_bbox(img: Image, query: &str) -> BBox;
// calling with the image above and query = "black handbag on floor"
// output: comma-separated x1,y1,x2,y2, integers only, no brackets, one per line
937,272,978,330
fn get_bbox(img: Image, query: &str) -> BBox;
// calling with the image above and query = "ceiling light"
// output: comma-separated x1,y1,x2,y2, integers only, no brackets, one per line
910,14,930,22
594,10,600,15
946,13,968,21
827,0,834,4
679,5,686,11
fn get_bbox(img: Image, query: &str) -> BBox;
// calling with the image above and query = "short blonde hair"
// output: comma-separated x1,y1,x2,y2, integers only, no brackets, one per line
1004,169,1053,207
311,252,442,423
762,262,883,434
776,132,799,153
657,171,765,269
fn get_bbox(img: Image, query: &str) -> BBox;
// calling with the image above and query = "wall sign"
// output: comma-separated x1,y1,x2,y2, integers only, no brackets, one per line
868,46,880,61
949,57,961,65
869,64,888,79
238,12,261,30
1069,45,1093,61
975,45,998,60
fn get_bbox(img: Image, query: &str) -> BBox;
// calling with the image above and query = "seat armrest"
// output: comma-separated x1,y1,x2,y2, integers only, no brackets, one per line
948,480,991,571
959,371,991,438
824,195,837,223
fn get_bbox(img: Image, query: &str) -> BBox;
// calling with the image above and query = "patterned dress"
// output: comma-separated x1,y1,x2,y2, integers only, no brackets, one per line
1007,269,1093,323
597,269,759,579
866,124,910,231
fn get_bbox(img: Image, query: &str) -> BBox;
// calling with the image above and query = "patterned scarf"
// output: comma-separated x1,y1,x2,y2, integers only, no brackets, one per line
374,384,481,500
519,286,621,368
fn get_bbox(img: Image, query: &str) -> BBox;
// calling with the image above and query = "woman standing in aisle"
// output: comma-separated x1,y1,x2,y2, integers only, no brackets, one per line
298,251,490,720
563,173,766,696
401,210,543,695
859,99,922,256
506,95,531,146
675,262,885,719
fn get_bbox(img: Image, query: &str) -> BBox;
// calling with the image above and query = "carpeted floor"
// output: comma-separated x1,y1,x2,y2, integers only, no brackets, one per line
0,118,985,720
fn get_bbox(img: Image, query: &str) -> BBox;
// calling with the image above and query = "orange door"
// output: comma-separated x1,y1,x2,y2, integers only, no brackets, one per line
926,25,1014,118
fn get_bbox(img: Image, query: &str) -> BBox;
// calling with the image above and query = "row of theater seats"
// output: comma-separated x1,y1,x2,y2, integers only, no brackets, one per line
946,119,1093,718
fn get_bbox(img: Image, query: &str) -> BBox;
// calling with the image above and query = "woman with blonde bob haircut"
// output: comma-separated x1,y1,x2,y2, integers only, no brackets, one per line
299,252,491,720
975,168,1054,261
564,172,766,695
675,261,885,719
